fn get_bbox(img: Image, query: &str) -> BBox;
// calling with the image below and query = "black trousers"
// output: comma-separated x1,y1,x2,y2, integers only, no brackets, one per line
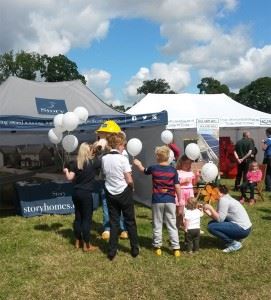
235,160,251,189
240,182,257,199
105,186,139,255
264,156,271,191
72,189,93,243
185,228,200,252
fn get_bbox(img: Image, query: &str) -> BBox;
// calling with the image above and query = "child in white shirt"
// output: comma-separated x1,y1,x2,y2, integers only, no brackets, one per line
184,197,203,253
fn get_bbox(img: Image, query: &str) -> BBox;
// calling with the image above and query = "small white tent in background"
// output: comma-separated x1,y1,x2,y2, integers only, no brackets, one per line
127,93,271,163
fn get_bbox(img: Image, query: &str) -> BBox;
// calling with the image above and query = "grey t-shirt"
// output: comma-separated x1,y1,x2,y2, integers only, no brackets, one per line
217,194,252,230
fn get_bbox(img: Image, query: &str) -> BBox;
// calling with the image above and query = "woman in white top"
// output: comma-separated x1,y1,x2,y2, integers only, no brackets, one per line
204,184,252,253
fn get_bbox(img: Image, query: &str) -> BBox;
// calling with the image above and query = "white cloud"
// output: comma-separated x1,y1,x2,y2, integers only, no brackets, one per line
0,1,110,54
0,0,238,55
84,68,122,106
181,25,251,70
203,45,271,89
123,62,191,106
84,68,111,97
1,0,271,99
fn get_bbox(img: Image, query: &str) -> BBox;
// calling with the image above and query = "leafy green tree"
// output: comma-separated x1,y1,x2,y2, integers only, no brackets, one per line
0,51,45,83
0,50,41,83
137,79,175,95
0,51,15,83
109,104,126,112
15,51,42,80
0,51,86,84
197,77,231,95
235,77,271,113
43,54,86,84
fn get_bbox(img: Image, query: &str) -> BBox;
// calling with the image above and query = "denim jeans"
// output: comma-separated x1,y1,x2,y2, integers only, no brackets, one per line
208,220,251,245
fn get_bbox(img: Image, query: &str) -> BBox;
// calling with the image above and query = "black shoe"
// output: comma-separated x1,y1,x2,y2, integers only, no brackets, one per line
131,247,139,258
107,252,117,261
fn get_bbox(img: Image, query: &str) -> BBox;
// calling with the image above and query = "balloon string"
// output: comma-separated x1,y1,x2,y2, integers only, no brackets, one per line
55,144,65,169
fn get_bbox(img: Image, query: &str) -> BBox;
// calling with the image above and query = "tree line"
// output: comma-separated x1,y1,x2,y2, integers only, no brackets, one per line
1,51,271,113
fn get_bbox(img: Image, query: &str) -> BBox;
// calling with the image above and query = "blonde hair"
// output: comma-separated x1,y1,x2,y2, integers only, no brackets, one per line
77,142,95,170
249,161,259,171
106,132,126,149
155,145,170,163
186,197,198,210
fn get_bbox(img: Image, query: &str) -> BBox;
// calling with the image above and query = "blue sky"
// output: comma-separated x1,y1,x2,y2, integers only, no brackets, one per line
68,18,167,100
1,0,271,106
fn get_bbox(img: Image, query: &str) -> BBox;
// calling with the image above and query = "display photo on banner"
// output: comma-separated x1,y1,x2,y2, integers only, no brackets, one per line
196,118,219,165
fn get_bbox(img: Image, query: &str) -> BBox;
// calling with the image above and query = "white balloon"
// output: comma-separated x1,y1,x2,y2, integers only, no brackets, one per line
53,114,63,128
201,162,219,183
53,114,65,132
62,134,79,153
73,106,88,124
48,128,63,144
168,149,175,164
127,138,142,157
62,112,79,132
185,143,201,161
161,130,173,144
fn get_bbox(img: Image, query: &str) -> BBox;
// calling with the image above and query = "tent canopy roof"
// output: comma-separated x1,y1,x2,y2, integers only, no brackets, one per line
127,93,271,128
0,76,122,118
0,77,167,131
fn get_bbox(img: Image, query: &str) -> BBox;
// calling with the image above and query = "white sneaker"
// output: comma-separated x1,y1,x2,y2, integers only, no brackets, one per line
222,241,242,253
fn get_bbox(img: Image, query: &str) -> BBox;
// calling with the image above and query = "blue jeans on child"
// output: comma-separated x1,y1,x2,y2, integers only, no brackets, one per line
208,220,251,245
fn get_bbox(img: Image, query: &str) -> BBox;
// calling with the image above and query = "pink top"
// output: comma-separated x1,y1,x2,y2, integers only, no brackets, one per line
175,170,195,206
246,170,262,183
177,170,195,188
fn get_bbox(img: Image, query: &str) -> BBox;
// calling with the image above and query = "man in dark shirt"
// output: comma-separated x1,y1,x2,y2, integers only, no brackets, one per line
233,131,254,191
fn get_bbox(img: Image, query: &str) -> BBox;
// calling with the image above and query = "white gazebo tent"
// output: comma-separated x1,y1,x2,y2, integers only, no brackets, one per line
127,93,271,162
127,93,271,205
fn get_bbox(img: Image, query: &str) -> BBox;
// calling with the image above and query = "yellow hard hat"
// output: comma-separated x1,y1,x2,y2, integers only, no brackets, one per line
96,120,121,133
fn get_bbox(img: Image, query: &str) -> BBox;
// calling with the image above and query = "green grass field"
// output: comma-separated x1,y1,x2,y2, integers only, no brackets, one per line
1,184,271,300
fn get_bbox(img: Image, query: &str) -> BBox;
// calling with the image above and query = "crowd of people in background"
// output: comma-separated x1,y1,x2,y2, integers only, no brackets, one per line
63,122,271,260
233,128,271,203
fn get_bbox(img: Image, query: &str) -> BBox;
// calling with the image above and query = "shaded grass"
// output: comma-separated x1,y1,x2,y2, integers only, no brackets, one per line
1,183,271,300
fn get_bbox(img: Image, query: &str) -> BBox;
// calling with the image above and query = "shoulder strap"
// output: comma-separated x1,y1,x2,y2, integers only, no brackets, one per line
103,150,121,156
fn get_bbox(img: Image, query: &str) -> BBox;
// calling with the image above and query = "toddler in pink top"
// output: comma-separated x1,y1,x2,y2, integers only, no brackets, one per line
240,161,262,205
175,155,198,229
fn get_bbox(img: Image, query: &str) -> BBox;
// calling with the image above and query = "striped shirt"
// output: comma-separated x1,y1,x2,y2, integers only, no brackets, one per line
144,164,179,204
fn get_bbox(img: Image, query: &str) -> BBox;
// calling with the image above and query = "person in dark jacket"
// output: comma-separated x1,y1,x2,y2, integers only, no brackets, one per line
63,142,101,252
233,131,254,190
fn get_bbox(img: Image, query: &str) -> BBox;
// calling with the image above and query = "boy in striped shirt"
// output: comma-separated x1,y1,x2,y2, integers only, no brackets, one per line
133,145,182,257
